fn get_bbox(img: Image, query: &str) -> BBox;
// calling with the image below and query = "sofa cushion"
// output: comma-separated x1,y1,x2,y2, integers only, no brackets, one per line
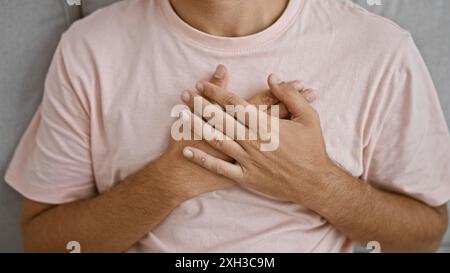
0,0,81,252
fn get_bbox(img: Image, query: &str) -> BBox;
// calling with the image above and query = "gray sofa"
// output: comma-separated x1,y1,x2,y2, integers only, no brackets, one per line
0,0,449,252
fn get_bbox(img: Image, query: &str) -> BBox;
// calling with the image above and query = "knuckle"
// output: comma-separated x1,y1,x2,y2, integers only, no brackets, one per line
310,109,320,121
213,160,224,175
213,138,223,148
292,80,305,91
223,94,237,106
245,139,259,149
203,86,213,97
213,117,224,129
262,95,277,105
198,154,207,166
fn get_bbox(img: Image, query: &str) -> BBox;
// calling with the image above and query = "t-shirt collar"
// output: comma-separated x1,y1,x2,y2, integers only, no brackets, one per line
158,0,305,52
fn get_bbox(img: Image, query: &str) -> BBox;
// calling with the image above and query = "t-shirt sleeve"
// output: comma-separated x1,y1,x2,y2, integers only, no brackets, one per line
4,39,97,204
362,35,450,207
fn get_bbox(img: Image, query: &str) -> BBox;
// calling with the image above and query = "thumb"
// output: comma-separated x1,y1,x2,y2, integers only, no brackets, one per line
267,74,316,123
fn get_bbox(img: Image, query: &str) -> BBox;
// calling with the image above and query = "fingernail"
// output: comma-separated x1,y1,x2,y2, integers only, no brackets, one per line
181,110,190,121
214,65,226,79
303,90,317,102
293,81,304,90
196,82,204,92
183,148,194,158
270,74,282,85
181,90,191,103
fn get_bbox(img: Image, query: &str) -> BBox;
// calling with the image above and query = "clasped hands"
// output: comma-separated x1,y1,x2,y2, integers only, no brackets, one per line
174,64,344,205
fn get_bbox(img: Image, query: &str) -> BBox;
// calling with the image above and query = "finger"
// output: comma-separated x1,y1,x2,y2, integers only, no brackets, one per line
183,146,244,182
301,89,317,103
182,88,315,120
181,90,217,119
180,64,228,113
196,81,265,129
196,81,250,109
247,90,279,107
209,64,229,88
249,90,287,118
267,103,289,118
248,82,316,119
181,92,250,140
249,82,316,110
181,110,247,159
268,74,317,124
189,140,234,162
267,89,317,118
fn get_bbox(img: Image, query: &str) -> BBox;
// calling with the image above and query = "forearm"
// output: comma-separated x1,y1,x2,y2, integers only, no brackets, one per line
22,164,182,253
304,164,448,252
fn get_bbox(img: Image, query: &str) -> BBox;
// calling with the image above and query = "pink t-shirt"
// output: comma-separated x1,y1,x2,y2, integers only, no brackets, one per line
5,0,450,252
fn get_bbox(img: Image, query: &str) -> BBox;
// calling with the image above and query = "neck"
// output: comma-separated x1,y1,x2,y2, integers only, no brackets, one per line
169,0,289,37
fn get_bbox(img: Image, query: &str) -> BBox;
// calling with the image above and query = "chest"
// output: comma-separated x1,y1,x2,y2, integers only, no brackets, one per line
91,51,370,191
